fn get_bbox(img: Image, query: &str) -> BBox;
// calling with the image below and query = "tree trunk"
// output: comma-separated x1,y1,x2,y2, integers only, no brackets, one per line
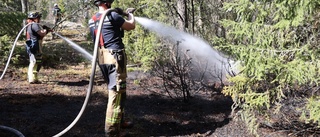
21,0,28,36
191,0,195,34
21,0,28,13
177,0,188,31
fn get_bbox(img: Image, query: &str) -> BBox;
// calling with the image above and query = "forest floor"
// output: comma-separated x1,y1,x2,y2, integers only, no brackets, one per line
0,67,285,137
0,21,294,137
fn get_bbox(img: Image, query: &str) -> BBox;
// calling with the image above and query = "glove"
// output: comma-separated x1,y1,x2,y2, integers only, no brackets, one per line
42,25,53,34
114,8,127,16
126,8,136,14
42,25,50,30
42,25,53,32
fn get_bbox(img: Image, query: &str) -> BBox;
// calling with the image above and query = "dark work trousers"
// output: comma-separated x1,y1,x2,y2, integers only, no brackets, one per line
98,47,127,137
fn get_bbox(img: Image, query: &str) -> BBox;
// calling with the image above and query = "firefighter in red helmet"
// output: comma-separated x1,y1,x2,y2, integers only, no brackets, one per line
89,0,136,136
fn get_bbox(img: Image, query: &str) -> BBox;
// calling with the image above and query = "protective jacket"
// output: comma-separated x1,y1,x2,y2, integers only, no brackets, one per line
89,12,125,49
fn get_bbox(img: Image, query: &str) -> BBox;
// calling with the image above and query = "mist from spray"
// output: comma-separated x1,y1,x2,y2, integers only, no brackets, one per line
135,17,239,81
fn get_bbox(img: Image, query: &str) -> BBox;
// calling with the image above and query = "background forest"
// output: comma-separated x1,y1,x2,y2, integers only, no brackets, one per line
1,0,320,136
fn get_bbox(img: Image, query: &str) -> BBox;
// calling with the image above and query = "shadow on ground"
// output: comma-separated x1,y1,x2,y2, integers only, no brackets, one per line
0,88,232,137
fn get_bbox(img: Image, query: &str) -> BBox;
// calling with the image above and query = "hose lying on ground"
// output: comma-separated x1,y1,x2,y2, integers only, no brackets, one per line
0,125,25,137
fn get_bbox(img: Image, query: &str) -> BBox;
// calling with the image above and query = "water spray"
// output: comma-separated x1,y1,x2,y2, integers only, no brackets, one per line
53,32,93,61
135,17,240,81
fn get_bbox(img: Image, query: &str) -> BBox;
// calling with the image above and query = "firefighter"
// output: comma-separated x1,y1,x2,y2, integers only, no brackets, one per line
25,11,51,84
88,0,135,136
52,3,62,26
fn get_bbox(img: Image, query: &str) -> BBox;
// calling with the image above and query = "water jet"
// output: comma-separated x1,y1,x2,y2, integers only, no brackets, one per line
135,17,239,82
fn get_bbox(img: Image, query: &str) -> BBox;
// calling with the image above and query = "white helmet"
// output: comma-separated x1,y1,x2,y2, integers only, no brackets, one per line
54,3,58,7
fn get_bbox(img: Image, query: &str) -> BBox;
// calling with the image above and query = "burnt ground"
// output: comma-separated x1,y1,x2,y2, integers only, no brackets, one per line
0,67,289,137
0,67,237,137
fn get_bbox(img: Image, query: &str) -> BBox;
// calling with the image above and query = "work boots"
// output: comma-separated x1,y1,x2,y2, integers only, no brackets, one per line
119,131,130,137
105,132,130,137
105,121,133,137
29,73,41,84
121,121,133,129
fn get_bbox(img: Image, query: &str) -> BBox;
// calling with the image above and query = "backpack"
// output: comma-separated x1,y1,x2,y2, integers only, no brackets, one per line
91,14,106,47
53,8,61,17
25,39,39,54
25,24,40,54
91,12,124,47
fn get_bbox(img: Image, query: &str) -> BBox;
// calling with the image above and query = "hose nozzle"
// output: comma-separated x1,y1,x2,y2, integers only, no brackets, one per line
114,8,136,16
126,8,136,14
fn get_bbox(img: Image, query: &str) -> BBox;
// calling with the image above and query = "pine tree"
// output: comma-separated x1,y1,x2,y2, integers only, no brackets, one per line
220,0,320,135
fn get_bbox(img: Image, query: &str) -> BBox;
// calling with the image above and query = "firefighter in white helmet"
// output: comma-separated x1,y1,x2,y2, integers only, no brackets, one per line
52,3,62,26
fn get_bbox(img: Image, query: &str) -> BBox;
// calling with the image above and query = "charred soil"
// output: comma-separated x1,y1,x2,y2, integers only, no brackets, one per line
0,67,237,137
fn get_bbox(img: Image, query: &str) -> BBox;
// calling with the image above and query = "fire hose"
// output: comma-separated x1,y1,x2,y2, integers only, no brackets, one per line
0,125,25,137
0,23,32,80
53,9,114,137
0,22,35,137
0,9,113,137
